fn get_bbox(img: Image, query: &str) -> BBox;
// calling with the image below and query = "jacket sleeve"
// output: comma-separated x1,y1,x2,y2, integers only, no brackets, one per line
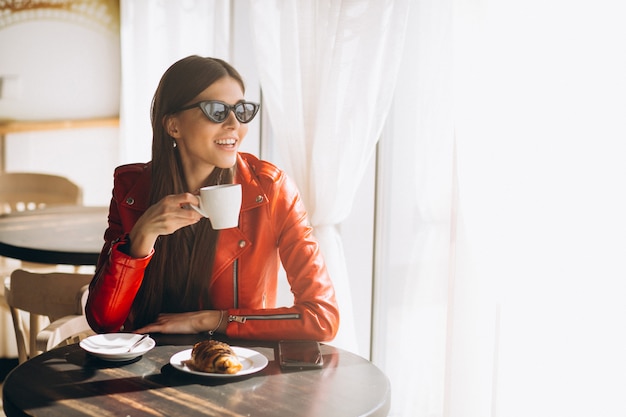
86,236,152,333
85,168,153,333
225,171,340,342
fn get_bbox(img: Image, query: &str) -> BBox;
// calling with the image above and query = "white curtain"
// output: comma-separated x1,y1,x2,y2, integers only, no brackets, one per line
372,0,455,415
375,0,626,416
249,0,410,353
119,0,232,164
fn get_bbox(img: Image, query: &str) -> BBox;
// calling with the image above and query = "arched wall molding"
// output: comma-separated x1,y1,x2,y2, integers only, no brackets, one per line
0,0,119,34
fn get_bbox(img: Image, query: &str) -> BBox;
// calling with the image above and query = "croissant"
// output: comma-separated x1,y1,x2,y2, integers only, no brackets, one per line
185,340,243,374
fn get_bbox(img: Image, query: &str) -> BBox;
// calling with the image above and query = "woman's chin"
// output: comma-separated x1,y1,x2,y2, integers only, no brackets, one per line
213,155,238,170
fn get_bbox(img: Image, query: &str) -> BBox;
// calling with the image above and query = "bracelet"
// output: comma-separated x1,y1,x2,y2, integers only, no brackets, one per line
209,310,225,336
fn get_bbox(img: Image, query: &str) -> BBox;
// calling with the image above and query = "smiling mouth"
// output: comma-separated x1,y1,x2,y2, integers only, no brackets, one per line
215,138,237,146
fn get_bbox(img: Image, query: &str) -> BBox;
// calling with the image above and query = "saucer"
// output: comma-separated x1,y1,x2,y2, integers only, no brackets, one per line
80,333,155,361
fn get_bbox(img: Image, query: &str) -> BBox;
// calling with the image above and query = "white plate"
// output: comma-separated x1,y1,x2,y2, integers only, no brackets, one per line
170,346,269,377
80,333,155,362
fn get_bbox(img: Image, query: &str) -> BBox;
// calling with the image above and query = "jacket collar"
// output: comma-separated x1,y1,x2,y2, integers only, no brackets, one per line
119,153,268,213
236,153,269,214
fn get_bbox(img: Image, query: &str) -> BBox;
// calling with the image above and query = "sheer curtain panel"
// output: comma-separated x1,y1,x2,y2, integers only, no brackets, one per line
249,0,410,354
372,0,456,415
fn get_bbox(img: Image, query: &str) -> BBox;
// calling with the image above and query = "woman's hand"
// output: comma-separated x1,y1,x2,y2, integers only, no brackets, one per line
128,193,203,258
133,310,223,334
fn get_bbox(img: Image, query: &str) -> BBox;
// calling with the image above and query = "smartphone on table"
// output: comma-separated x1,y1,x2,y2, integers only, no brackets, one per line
278,340,324,370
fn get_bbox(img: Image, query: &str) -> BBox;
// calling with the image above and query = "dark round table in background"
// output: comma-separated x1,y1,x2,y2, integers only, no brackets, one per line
0,205,107,265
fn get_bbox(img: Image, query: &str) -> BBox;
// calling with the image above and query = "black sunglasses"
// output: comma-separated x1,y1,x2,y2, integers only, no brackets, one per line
176,100,260,124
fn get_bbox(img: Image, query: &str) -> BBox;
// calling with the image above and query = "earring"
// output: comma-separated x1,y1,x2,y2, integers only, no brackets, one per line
172,139,177,148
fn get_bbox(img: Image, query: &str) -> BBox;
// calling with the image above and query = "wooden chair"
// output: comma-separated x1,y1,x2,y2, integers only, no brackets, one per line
0,172,82,214
0,173,84,360
3,269,95,363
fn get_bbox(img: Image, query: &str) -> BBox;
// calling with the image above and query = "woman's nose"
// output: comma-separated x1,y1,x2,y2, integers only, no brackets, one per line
222,109,240,128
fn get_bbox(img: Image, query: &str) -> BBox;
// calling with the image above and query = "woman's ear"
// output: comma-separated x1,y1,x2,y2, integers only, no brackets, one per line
164,115,181,138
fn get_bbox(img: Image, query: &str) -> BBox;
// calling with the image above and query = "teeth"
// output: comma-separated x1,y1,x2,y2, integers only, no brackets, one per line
215,138,236,145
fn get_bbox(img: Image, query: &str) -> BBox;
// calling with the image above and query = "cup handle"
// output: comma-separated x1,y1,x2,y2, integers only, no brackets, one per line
189,197,206,217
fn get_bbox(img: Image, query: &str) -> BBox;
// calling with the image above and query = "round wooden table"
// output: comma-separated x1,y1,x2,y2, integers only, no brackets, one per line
2,334,391,417
0,205,108,265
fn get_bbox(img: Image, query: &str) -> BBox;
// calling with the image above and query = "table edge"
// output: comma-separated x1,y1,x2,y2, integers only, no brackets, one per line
0,241,100,265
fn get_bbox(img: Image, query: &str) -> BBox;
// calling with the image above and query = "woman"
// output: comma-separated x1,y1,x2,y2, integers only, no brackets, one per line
86,55,339,341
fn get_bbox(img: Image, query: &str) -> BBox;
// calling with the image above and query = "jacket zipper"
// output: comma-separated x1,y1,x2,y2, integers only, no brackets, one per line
233,259,239,308
228,313,301,323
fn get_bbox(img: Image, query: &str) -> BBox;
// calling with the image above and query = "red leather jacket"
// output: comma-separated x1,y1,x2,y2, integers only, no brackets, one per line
86,153,339,341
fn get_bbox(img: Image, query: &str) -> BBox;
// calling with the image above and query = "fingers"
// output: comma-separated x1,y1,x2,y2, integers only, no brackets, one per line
134,312,196,334
133,315,170,333
144,194,203,233
128,193,204,256
133,324,153,334
163,193,200,214
177,193,202,214
169,194,204,223
174,192,202,208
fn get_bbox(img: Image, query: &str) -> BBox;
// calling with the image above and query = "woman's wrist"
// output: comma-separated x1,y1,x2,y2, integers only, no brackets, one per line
209,310,227,335
128,228,156,258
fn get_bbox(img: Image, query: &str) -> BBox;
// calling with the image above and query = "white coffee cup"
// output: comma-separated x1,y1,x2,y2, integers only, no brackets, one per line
190,184,242,229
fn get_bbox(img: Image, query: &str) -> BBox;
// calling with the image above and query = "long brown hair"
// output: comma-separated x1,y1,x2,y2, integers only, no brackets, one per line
131,56,246,328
